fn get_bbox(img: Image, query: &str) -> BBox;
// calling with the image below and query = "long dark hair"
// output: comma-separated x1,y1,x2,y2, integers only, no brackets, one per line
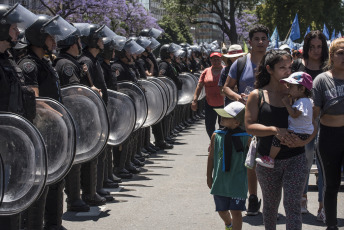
255,50,292,89
303,30,328,67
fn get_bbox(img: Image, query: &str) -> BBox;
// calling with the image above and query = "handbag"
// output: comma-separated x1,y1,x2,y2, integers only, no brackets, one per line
245,136,257,169
244,89,263,169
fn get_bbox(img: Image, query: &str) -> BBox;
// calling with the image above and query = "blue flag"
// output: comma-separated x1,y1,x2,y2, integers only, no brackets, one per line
271,27,279,49
331,29,336,41
304,26,310,37
290,13,300,41
337,31,342,38
323,23,329,40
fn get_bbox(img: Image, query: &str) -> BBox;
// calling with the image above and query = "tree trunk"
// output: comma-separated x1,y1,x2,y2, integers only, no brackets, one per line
228,0,238,44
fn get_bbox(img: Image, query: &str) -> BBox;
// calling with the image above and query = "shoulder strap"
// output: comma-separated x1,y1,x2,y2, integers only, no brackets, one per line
236,55,248,90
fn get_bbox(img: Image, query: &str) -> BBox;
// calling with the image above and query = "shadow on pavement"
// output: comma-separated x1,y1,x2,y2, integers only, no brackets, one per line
242,213,263,226
62,209,110,222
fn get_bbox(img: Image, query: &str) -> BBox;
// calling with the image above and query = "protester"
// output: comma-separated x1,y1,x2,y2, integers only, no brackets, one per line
218,44,245,106
245,49,316,229
312,37,344,230
223,24,270,216
292,30,329,215
256,72,314,168
191,51,224,138
207,101,250,230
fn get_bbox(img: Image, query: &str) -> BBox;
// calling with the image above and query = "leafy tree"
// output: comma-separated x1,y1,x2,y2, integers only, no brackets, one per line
37,0,161,37
158,16,193,44
256,0,344,42
163,0,259,44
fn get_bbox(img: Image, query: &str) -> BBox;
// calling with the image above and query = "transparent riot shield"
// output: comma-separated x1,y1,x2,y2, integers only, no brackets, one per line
117,82,148,131
61,85,110,165
33,98,76,185
177,73,197,105
0,113,47,215
147,77,169,122
107,90,136,146
138,79,164,127
159,77,178,115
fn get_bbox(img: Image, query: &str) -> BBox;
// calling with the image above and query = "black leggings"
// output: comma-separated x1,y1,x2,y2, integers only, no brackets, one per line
317,124,344,227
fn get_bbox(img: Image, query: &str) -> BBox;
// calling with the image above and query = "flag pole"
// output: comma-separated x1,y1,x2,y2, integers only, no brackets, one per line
284,26,292,42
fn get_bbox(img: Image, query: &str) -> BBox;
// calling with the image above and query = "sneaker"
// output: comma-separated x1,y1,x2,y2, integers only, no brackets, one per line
317,208,326,223
256,156,274,168
246,194,261,216
225,224,232,230
301,197,308,214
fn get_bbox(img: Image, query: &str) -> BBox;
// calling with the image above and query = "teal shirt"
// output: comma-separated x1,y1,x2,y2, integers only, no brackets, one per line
210,130,250,199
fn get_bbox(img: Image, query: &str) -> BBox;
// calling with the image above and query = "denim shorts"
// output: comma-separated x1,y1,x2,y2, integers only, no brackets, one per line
213,195,246,211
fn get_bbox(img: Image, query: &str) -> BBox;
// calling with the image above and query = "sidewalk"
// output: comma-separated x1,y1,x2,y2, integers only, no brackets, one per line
62,120,344,230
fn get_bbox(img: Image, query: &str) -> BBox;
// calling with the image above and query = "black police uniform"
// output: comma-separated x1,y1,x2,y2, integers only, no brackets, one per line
159,60,184,142
76,49,109,205
147,52,159,76
0,51,36,230
112,59,143,175
79,50,108,104
100,61,118,91
135,58,147,79
18,48,65,230
53,51,92,212
54,52,89,86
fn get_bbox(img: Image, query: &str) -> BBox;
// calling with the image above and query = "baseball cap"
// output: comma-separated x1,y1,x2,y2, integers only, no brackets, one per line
210,52,222,58
223,44,244,58
280,71,313,90
214,101,245,124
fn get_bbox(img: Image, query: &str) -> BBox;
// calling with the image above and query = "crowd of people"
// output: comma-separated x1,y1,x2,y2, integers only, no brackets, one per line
205,24,344,230
0,3,343,230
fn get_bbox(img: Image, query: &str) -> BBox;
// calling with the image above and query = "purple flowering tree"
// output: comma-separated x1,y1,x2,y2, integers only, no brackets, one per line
38,0,161,36
224,12,257,43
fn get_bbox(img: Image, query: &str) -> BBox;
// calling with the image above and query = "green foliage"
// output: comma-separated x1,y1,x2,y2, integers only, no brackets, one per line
158,16,193,44
257,0,344,42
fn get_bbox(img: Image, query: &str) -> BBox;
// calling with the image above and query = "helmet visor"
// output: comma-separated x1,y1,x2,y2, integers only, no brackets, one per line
43,16,76,42
113,35,126,51
168,43,181,53
174,49,186,58
190,45,201,52
6,4,38,30
73,23,90,36
148,28,162,39
101,25,117,38
148,37,160,50
124,40,144,55
136,36,151,49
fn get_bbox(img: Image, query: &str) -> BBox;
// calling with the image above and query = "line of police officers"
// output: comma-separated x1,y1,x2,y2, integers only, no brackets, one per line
0,3,211,230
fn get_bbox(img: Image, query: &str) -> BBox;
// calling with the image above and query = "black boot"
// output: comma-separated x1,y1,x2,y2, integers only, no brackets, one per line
155,141,173,150
81,159,106,206
96,150,114,202
26,186,49,230
65,165,90,212
44,180,66,230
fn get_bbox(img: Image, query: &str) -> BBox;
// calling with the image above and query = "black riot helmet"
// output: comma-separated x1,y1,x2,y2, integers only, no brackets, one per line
159,43,181,60
57,27,81,50
73,23,106,49
26,15,76,50
102,35,126,60
0,3,38,46
139,28,162,39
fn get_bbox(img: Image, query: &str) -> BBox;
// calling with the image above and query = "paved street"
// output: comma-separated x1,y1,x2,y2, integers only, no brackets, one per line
62,119,344,230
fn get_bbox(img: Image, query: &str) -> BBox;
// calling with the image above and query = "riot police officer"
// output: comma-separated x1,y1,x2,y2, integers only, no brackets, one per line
53,29,93,213
18,14,75,230
75,23,113,204
0,3,37,229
